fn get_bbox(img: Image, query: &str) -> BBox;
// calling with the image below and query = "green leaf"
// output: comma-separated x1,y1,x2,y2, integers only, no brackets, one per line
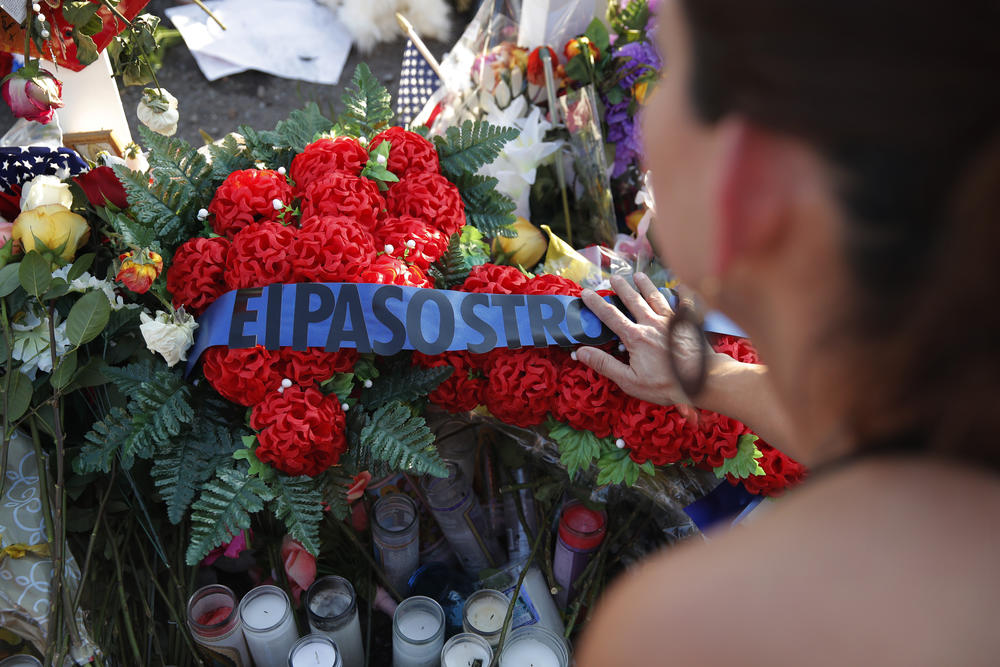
429,227,491,288
339,64,394,138
103,363,194,437
62,0,100,25
549,421,606,478
269,474,324,556
186,467,273,565
72,32,99,67
447,171,517,238
233,437,275,481
585,17,611,54
152,421,239,524
596,447,645,486
320,373,355,402
360,402,447,477
0,263,21,297
18,251,52,298
433,120,520,178
50,350,78,390
360,362,452,410
712,434,765,479
266,103,336,153
207,133,256,182
41,280,71,301
1,371,33,423
70,358,108,388
75,406,155,473
66,290,111,346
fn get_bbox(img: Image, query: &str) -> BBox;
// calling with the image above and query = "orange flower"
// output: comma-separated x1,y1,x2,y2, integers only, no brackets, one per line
116,249,163,294
564,36,600,63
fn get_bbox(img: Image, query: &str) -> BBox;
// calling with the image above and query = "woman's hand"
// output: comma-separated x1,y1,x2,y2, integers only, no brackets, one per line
577,273,704,406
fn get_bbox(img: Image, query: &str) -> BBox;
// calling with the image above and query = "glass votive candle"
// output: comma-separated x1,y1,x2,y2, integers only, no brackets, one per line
462,589,510,646
440,632,493,667
186,583,252,666
372,493,421,595
0,656,43,667
392,595,446,667
305,576,365,667
498,626,570,667
238,584,300,667
287,634,342,667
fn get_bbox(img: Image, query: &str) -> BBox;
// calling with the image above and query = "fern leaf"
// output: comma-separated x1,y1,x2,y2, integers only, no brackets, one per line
429,226,490,288
321,468,354,521
208,133,256,182
104,363,194,438
238,125,284,167
139,126,215,202
448,171,517,238
360,362,452,410
267,103,336,152
360,402,447,477
76,406,157,473
269,474,324,555
339,63,394,137
186,467,273,565
151,421,239,524
434,120,520,177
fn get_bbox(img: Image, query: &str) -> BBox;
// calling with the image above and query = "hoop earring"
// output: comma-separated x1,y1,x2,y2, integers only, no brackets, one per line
667,286,710,399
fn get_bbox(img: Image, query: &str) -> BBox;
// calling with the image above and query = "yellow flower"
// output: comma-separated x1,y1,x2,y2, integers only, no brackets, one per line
116,249,164,294
12,204,90,261
634,81,649,105
493,217,548,268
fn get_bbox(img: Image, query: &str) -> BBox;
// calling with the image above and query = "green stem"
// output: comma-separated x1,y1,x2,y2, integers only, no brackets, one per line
22,0,32,67
73,466,117,610
1,299,14,496
103,512,144,664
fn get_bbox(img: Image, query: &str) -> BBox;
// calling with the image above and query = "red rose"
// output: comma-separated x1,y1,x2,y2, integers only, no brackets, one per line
614,397,696,466
368,127,440,178
484,349,561,427
291,137,369,193
374,216,449,270
346,471,372,502
730,441,807,497
278,347,359,385
413,351,486,413
292,215,377,283
689,410,751,469
250,385,348,477
224,222,296,290
359,254,434,288
522,273,582,297
202,346,283,406
553,359,626,438
208,169,294,239
527,46,559,86
74,166,128,209
167,237,231,315
301,172,385,229
710,333,761,364
385,172,465,238
459,263,529,294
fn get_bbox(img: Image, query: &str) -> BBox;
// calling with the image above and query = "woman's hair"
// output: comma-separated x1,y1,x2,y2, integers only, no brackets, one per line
679,0,1000,465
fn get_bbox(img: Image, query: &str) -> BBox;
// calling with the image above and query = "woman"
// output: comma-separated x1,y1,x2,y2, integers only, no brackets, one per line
576,0,1000,664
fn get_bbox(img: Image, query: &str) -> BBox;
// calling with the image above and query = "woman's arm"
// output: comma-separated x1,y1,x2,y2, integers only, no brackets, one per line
576,273,794,450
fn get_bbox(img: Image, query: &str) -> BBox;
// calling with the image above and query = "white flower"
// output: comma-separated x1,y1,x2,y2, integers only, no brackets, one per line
54,268,136,311
405,239,416,249
376,153,387,166
278,166,287,175
20,174,72,212
11,310,69,380
384,244,394,254
139,309,198,368
137,88,179,137
272,198,284,210
197,208,209,221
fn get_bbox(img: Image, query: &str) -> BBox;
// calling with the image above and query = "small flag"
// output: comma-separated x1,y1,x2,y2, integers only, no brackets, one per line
0,147,89,193
396,39,442,127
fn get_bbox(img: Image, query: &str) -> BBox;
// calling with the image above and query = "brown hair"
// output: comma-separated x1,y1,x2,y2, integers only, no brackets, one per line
679,0,1000,465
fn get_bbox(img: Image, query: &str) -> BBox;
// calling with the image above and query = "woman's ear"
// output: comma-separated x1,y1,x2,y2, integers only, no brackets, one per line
710,117,801,276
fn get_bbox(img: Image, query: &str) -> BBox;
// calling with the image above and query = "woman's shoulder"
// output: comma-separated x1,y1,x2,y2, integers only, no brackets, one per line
576,459,1000,666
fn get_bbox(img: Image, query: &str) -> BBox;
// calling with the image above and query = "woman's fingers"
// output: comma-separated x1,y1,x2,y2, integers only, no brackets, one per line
634,272,673,318
581,287,638,340
608,274,657,324
576,346,635,389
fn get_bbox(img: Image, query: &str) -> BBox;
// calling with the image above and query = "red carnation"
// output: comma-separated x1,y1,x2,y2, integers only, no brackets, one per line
292,215,377,283
301,172,384,229
224,222,296,290
359,254,434,288
553,359,626,438
459,263,529,294
413,351,486,413
208,169,294,239
374,216,449,270
74,166,128,209
731,441,807,497
278,348,359,386
202,346,283,406
385,171,465,238
167,237,231,315
484,349,561,428
522,273,582,297
250,385,348,477
710,333,761,364
527,46,559,86
614,397,697,466
368,127,440,178
291,137,368,193
688,410,751,469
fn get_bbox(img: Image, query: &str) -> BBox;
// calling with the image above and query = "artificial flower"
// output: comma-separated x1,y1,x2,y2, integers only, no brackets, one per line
554,360,628,438
413,351,486,413
224,222,296,290
292,215,377,283
250,385,348,476
202,346,283,406
137,88,179,137
281,535,317,605
368,127,440,178
75,166,129,209
385,171,465,238
166,236,231,315
11,310,69,380
492,217,548,269
731,441,807,497
12,204,89,261
277,347,359,386
358,254,434,288
1,69,63,124
521,272,582,297
614,397,697,466
484,348,564,428
291,137,368,193
116,249,163,294
346,471,372,502
20,174,72,211
208,169,294,239
139,309,198,368
374,216,449,270
300,172,384,229
459,263,529,294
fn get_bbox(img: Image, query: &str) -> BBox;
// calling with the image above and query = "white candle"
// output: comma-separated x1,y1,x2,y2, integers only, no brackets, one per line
306,577,365,667
239,585,300,667
498,627,569,667
392,596,445,667
289,635,342,667
441,633,493,667
463,589,509,646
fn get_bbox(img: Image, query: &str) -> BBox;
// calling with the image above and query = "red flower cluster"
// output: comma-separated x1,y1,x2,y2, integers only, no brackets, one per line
386,172,465,238
413,351,486,413
554,359,626,438
732,441,807,497
301,172,384,228
208,169,294,239
251,386,348,477
290,137,368,192
369,127,440,178
167,237,230,315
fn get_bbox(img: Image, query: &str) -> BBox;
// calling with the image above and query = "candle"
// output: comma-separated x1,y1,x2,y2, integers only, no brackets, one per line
422,463,504,575
498,626,569,667
186,584,252,666
239,585,300,667
305,576,365,667
440,633,493,667
462,589,510,646
288,635,342,667
392,596,445,667
0,656,43,666
478,562,565,636
372,493,421,596
552,501,606,609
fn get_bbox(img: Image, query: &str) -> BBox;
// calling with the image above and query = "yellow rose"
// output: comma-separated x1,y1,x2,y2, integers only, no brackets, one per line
12,204,90,261
493,217,547,268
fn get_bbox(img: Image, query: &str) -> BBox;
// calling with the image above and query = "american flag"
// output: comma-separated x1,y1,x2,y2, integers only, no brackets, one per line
396,39,442,127
0,147,88,192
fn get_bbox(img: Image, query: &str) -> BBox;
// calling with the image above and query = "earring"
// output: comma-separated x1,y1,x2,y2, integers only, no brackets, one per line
667,286,710,399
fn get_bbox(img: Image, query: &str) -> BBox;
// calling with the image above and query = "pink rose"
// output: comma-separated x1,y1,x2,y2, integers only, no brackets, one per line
0,220,13,247
281,535,317,605
202,530,249,566
2,69,63,125
346,471,372,502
